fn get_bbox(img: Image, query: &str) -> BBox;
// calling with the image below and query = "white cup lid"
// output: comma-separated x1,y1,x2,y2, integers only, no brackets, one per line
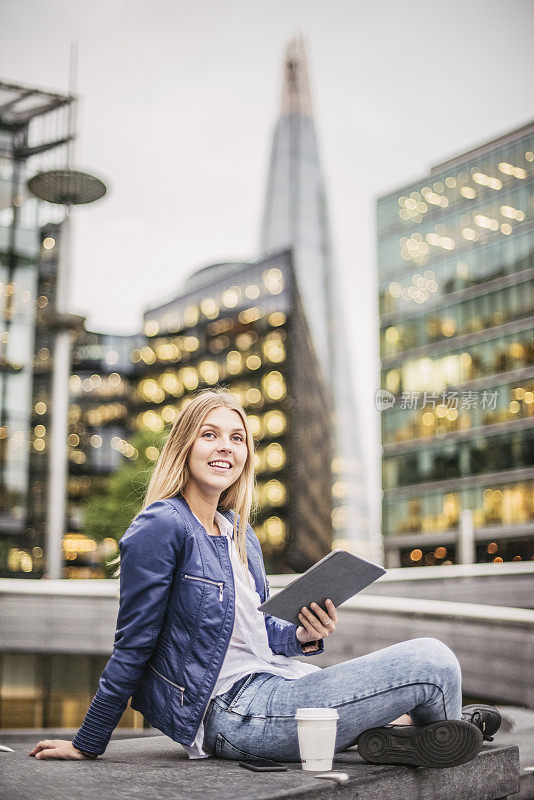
295,707,338,720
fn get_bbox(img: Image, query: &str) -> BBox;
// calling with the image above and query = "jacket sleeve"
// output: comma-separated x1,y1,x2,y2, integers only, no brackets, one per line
250,531,324,659
72,500,184,756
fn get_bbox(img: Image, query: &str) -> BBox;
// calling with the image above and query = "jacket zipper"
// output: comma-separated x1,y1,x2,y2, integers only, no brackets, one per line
183,573,224,601
148,663,185,706
192,535,235,741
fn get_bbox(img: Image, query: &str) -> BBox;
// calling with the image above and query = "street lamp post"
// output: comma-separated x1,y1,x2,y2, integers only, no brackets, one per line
27,168,107,578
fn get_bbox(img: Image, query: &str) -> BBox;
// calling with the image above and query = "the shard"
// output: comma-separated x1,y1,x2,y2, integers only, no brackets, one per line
260,36,376,559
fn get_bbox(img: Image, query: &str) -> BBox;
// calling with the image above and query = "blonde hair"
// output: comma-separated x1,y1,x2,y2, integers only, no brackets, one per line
135,387,255,569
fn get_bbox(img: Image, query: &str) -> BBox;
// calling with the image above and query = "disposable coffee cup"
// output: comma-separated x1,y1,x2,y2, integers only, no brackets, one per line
295,707,338,771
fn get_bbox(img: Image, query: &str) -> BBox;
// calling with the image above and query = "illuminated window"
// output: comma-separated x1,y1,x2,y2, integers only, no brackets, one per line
140,346,156,365
183,337,199,352
227,350,243,375
263,268,284,294
162,405,178,423
239,306,265,324
200,298,219,319
179,367,198,391
144,320,159,336
264,410,286,435
263,336,286,363
262,371,286,401
263,516,286,548
265,442,285,469
246,388,262,405
246,355,261,371
236,333,255,350
265,479,286,505
247,415,262,437
161,372,183,396
222,288,240,308
245,284,260,299
141,410,164,432
267,312,286,327
184,305,199,326
140,379,165,403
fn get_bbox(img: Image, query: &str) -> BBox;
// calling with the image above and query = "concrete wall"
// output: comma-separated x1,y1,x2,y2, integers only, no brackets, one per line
359,564,534,609
272,562,534,609
2,576,533,707
313,596,534,708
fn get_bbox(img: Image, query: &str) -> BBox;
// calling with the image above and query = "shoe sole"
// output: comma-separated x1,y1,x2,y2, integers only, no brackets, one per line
357,720,483,769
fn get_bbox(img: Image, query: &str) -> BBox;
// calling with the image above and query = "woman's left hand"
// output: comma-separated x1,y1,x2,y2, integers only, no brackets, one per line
296,599,338,643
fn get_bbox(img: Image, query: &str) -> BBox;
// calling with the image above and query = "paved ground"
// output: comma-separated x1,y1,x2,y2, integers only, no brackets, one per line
495,706,534,799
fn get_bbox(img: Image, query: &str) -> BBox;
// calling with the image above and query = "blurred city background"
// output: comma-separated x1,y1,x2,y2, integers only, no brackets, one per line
0,1,533,779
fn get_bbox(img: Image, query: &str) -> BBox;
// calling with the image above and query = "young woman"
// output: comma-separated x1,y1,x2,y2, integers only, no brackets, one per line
30,388,500,768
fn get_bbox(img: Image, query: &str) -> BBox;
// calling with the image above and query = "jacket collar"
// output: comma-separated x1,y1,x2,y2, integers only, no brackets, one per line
169,493,236,540
168,494,265,601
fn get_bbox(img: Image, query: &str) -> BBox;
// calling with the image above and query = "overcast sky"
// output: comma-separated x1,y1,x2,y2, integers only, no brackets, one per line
2,0,533,534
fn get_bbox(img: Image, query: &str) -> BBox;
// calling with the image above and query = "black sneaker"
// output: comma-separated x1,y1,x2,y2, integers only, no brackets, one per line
461,704,501,742
357,720,483,769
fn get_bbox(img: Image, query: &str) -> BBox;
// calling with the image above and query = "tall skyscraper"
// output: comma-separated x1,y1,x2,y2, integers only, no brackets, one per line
377,121,534,568
260,38,373,558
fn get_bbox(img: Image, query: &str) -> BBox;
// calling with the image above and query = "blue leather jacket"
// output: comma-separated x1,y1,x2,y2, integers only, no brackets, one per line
72,494,323,755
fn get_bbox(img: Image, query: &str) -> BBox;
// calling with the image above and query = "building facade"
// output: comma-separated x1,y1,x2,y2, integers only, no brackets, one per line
378,121,534,567
0,82,73,577
140,250,332,573
60,326,144,576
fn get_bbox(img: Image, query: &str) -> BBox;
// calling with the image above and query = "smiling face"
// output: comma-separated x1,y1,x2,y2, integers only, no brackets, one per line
185,406,249,500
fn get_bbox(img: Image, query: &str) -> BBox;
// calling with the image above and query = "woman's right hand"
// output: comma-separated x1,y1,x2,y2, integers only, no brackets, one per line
29,739,91,760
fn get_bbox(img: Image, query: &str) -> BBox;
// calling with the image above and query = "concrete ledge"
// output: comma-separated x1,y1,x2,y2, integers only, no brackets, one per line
1,733,520,800
312,599,534,707
2,586,533,706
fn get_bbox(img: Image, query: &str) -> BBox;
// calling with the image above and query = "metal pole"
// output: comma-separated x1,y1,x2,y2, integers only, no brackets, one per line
458,509,475,565
44,43,78,579
68,41,78,167
44,207,72,579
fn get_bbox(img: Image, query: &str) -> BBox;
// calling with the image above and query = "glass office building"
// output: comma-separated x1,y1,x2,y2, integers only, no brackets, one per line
378,121,534,567
139,250,333,573
60,327,144,577
0,82,72,577
54,249,332,578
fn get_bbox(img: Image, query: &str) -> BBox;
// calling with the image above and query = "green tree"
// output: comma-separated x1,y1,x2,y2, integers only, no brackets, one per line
82,429,166,576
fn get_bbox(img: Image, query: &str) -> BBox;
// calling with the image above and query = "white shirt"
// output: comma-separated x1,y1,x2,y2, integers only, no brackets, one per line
183,510,321,758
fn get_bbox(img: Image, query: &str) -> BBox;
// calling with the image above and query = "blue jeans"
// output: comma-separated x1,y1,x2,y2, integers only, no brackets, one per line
202,637,462,761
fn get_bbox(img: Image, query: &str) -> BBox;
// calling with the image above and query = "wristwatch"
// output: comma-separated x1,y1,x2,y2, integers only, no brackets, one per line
301,641,320,653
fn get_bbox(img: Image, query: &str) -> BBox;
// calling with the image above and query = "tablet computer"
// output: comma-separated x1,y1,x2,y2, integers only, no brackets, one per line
257,550,386,626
